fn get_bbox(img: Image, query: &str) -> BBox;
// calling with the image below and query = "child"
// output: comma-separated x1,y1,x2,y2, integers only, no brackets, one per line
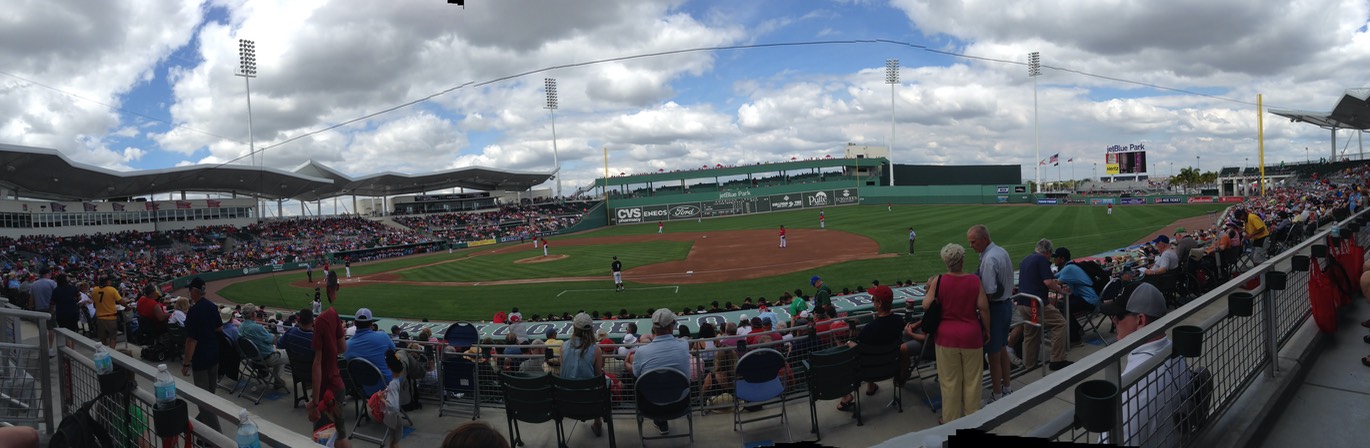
375,350,407,447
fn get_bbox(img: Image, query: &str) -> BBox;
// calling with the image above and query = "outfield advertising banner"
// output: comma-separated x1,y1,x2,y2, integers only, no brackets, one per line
1089,198,1116,205
1155,197,1184,204
1188,196,1214,204
1218,196,1245,203
1120,198,1146,205
1036,199,1059,205
996,196,1009,203
612,188,857,224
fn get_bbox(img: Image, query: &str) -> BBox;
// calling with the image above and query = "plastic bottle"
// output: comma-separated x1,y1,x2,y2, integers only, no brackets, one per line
93,344,113,375
236,408,261,448
154,364,176,408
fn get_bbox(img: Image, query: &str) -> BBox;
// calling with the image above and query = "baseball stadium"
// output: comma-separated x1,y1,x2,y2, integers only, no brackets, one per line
4,2,1370,448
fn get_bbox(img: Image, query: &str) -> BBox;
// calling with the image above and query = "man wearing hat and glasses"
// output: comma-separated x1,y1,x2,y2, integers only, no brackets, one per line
810,275,833,310
180,277,222,431
344,308,398,383
1100,282,1191,448
631,308,691,435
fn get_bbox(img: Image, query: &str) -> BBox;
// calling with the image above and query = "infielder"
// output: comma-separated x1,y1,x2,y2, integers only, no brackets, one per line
779,225,788,248
542,239,550,257
344,259,351,278
658,222,664,234
611,256,624,292
819,210,825,229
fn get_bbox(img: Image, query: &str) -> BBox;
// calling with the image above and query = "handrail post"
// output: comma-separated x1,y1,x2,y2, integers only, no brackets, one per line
38,318,53,434
1263,270,1287,377
1105,357,1123,443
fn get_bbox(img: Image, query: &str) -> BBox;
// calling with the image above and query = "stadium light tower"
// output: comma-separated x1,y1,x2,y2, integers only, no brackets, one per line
1029,51,1042,193
885,59,899,187
236,39,258,168
545,78,561,200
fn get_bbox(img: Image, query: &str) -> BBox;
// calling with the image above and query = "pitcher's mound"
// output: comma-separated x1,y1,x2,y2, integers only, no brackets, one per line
515,254,568,264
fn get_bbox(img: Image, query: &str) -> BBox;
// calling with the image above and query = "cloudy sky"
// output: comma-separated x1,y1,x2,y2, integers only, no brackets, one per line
3,0,1369,209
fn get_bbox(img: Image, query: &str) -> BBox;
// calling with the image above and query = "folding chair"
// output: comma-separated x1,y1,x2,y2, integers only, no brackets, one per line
346,358,413,447
234,337,275,405
1070,304,1110,346
286,346,313,408
804,346,859,441
908,335,941,412
553,374,617,448
216,333,243,394
499,371,556,448
854,343,902,423
634,368,694,444
439,353,480,419
732,348,788,432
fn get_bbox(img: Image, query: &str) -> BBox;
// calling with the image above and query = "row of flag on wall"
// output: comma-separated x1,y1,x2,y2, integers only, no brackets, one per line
38,199,223,212
1039,153,1073,166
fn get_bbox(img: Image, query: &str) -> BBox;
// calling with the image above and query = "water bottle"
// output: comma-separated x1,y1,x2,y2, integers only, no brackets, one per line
154,364,176,408
93,344,113,375
236,408,261,448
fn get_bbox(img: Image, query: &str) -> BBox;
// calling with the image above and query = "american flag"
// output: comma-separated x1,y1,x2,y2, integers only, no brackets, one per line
1039,159,1047,166
206,199,221,208
1067,158,1073,163
50,202,66,212
82,203,97,212
1049,153,1059,164
175,201,192,209
113,203,125,211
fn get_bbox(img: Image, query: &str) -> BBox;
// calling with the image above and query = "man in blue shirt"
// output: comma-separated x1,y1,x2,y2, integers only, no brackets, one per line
277,308,315,361
631,308,690,435
968,224,1015,400
1053,247,1100,344
1017,240,1072,372
239,303,288,390
344,308,397,382
179,277,221,432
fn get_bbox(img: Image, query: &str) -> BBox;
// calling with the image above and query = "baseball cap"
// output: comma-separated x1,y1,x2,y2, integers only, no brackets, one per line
868,285,893,308
810,275,821,286
1151,235,1170,245
1053,247,1071,260
1098,283,1167,318
355,308,375,322
651,308,678,329
241,303,259,316
188,277,206,290
573,312,593,330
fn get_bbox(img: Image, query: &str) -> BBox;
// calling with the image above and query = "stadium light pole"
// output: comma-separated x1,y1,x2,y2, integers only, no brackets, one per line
885,59,898,187
236,39,261,218
545,78,561,200
1029,52,1041,193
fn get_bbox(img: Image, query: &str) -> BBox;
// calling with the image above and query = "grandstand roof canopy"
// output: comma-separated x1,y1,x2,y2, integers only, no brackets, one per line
0,143,553,202
1269,88,1370,130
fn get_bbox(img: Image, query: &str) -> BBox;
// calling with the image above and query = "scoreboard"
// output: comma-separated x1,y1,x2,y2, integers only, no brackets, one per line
1104,144,1146,175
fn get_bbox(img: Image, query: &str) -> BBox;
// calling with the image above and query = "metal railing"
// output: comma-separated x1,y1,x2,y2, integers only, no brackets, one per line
0,301,52,433
54,328,315,447
876,207,1366,447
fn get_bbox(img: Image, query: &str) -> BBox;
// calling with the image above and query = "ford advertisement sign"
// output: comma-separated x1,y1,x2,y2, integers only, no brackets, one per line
669,204,701,219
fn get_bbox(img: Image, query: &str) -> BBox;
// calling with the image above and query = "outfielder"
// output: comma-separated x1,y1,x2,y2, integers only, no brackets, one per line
611,256,624,292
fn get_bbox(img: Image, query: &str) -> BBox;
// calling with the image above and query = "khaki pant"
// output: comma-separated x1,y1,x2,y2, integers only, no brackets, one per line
1017,302,1068,365
935,345,984,422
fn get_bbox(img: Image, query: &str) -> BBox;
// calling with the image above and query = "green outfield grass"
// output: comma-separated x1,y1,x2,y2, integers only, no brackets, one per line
219,203,1225,321
398,240,694,282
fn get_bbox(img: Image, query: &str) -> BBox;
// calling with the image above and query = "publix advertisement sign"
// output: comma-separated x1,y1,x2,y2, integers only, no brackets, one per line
612,188,859,224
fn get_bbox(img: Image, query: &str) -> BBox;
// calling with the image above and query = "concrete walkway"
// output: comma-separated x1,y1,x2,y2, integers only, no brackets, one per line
1259,300,1370,448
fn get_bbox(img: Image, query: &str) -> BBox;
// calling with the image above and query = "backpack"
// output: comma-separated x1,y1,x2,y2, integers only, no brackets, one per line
1071,260,1112,292
1174,367,1214,436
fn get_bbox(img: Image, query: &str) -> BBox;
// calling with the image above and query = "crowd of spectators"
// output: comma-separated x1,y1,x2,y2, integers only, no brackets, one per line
393,203,584,243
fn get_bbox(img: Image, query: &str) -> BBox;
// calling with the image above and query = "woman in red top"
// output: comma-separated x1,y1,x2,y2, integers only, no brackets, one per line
134,284,169,341
923,243,991,423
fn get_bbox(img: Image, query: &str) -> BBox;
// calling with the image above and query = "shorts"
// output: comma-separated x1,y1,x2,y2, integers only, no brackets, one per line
96,319,119,341
57,316,79,332
983,300,1012,354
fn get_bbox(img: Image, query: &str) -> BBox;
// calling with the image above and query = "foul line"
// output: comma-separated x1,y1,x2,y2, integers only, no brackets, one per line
557,285,680,297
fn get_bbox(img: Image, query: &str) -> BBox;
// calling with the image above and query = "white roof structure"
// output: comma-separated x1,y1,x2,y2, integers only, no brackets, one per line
1269,88,1370,130
0,143,552,202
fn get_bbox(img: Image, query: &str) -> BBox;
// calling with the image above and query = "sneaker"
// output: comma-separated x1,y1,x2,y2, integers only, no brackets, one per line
49,348,57,358
1006,348,1022,366
1002,384,1013,396
654,420,669,435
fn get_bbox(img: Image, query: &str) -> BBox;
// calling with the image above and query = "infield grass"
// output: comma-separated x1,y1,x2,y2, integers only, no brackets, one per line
219,203,1225,320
